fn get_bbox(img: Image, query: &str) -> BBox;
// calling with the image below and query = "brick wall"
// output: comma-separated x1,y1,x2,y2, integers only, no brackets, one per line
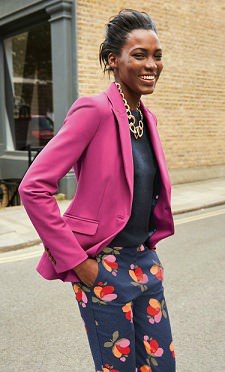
75,0,225,183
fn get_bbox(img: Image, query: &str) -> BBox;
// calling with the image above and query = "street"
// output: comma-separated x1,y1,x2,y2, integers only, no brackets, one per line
1,206,225,372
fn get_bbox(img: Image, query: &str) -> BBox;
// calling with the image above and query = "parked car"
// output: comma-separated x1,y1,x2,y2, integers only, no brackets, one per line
15,115,54,150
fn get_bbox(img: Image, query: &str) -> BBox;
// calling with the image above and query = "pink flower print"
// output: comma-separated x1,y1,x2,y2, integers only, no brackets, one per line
129,265,148,284
72,283,88,307
150,262,164,281
143,335,164,357
122,302,133,322
129,264,149,292
104,331,131,362
147,298,162,324
93,284,117,302
113,338,131,362
102,254,118,276
147,298,168,324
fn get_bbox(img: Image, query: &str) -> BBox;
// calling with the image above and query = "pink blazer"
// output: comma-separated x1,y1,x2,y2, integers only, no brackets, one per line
18,82,174,282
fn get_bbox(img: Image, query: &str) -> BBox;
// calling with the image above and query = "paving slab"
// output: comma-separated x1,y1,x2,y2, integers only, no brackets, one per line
0,177,224,253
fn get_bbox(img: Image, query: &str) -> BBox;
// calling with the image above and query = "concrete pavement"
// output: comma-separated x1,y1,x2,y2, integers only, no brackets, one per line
1,203,225,372
0,177,224,253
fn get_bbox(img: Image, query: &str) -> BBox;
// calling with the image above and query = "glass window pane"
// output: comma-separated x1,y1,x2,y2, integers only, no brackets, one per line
4,22,54,150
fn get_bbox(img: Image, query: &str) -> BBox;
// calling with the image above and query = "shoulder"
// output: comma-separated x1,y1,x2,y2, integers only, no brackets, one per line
66,91,110,119
61,90,113,136
145,107,158,127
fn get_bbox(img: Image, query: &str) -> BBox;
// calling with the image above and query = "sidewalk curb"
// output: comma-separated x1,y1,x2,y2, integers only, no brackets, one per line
173,200,225,215
0,239,41,254
1,201,225,254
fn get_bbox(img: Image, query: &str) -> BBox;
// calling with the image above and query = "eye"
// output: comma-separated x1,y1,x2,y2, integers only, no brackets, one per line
155,54,162,60
133,54,145,59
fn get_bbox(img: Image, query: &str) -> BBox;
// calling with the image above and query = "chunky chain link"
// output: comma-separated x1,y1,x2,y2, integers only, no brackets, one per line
115,82,144,139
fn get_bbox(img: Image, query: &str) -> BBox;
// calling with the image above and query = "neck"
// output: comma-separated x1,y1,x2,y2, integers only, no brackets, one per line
114,79,141,110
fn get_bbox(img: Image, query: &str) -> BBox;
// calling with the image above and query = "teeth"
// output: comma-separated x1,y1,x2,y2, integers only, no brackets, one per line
140,75,155,80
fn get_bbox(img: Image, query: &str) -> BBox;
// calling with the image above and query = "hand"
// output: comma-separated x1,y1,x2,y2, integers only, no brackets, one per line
73,258,99,287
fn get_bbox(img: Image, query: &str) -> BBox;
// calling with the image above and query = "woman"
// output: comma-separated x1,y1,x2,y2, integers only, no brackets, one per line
19,9,175,372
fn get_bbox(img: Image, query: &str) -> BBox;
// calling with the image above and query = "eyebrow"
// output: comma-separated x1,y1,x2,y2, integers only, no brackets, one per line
131,47,163,53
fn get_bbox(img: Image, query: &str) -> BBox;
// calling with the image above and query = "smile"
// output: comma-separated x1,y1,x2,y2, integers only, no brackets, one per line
139,75,156,81
139,75,156,85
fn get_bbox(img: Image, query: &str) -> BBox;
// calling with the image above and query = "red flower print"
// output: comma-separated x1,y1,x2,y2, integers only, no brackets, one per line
143,336,164,357
129,264,148,284
147,298,162,324
122,302,133,322
102,254,118,276
104,331,131,362
150,262,164,281
112,338,131,361
72,283,88,307
94,284,117,302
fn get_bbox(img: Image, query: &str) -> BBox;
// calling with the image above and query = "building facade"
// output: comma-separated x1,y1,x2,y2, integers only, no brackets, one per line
0,0,225,200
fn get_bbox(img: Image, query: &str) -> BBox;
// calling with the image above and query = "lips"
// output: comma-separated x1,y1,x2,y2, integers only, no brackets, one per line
139,74,157,85
139,74,156,81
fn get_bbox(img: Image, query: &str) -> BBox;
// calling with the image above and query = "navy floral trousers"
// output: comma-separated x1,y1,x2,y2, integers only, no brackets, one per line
72,244,176,372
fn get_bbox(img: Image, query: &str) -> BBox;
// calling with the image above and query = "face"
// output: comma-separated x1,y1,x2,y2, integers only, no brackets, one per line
108,29,163,107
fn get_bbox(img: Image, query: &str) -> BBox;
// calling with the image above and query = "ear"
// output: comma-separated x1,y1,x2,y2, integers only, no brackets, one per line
108,52,119,70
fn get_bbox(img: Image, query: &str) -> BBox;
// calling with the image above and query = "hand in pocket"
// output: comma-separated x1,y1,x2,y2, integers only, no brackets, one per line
73,258,99,287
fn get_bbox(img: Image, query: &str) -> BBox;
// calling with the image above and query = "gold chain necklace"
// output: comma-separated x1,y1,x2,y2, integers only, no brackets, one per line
115,82,144,139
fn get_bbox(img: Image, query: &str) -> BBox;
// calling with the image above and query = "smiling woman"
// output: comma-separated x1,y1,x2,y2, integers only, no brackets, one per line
18,8,175,372
109,28,163,101
99,11,163,108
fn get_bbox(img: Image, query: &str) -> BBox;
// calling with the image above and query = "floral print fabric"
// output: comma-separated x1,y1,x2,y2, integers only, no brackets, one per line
72,244,176,372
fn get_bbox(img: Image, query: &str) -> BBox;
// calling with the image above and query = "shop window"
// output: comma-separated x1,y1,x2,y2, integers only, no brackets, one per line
4,21,53,150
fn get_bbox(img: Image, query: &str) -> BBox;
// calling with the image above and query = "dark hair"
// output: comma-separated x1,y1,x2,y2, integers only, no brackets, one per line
99,9,157,77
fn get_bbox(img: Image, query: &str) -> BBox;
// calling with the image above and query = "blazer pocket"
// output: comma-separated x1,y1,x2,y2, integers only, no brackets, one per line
63,214,99,235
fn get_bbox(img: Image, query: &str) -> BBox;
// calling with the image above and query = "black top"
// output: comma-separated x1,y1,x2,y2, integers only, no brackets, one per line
108,109,158,248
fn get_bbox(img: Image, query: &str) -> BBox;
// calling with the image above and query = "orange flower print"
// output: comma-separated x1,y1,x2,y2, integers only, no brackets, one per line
92,283,117,304
129,265,148,284
129,264,148,292
112,338,131,362
140,365,152,372
169,341,176,358
147,298,162,324
72,283,88,307
102,254,118,276
122,302,133,322
104,331,131,362
150,261,164,281
102,363,120,372
143,335,164,368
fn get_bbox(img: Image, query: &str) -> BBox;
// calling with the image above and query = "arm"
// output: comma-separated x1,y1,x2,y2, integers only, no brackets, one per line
18,96,101,274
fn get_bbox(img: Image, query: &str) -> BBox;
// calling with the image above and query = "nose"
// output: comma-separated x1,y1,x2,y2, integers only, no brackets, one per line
145,57,157,70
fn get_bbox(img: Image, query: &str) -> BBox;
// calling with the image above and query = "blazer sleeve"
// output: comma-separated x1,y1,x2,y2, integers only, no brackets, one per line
18,96,101,273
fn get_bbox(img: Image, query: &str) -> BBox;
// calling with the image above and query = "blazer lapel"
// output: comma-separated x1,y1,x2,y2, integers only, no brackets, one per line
140,101,171,192
104,82,171,204
105,83,134,202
